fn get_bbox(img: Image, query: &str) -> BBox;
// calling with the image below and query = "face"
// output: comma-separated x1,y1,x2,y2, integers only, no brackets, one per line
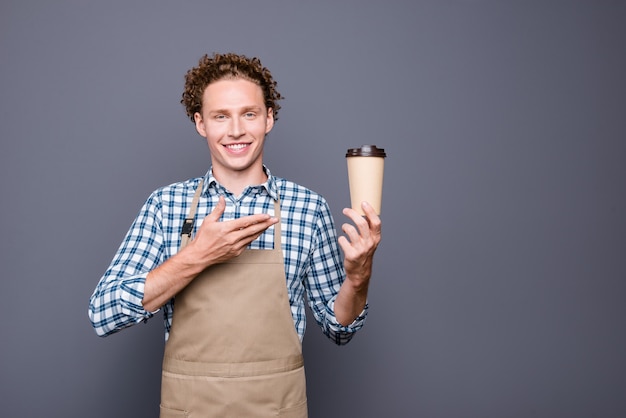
194,78,274,184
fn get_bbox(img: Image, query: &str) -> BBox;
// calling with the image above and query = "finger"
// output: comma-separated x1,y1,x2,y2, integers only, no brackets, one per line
341,222,361,245
206,196,226,222
360,201,382,234
229,213,276,232
343,207,371,240
240,226,271,245
230,219,278,252
337,235,351,254
236,219,277,240
338,234,362,264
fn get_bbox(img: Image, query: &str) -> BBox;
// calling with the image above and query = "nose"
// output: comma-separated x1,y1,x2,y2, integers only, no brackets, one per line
228,117,245,138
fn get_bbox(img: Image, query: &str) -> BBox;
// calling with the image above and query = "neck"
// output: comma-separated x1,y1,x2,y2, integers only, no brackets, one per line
213,167,267,197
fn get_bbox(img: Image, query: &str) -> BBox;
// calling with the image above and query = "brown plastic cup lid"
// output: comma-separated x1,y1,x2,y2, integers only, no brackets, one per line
346,145,387,158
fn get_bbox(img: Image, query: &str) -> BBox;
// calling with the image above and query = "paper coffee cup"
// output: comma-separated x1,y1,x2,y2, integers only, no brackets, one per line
346,145,387,215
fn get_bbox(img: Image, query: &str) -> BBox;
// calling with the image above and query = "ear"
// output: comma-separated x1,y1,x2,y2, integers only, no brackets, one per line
194,112,207,137
265,108,275,134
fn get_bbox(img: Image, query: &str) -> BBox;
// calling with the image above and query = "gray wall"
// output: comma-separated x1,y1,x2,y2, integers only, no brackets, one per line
1,1,625,417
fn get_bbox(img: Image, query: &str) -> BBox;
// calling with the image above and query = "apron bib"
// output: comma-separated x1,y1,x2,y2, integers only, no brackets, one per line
160,183,307,417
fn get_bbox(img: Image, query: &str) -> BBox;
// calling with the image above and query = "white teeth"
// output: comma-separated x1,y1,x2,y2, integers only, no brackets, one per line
226,144,247,150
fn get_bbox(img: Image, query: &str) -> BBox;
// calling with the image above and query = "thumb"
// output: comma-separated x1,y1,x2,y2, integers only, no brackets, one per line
205,196,226,222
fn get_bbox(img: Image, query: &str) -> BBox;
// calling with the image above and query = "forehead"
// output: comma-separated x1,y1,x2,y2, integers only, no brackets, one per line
202,78,265,110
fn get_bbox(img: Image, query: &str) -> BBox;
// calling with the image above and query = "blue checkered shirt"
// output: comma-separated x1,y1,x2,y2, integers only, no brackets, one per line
89,167,367,345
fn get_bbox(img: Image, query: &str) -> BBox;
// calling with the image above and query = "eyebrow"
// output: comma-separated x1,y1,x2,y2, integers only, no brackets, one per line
209,106,264,115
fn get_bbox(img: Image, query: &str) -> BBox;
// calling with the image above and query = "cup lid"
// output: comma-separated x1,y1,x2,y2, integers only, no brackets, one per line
346,145,387,157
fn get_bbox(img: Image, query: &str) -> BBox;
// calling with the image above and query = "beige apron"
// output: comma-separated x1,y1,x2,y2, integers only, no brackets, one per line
160,183,308,417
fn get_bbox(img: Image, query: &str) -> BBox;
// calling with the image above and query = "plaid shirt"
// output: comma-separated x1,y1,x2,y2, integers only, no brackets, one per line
89,167,367,345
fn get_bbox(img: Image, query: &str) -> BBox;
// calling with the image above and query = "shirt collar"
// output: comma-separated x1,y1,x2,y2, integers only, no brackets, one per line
202,165,278,201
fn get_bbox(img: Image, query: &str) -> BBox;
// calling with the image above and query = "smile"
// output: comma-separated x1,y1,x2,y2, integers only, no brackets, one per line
225,143,249,151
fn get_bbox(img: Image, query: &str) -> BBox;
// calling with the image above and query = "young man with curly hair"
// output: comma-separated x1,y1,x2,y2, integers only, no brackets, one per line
89,52,381,417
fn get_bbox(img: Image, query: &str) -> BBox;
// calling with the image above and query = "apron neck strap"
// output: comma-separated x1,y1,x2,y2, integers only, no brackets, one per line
180,180,205,247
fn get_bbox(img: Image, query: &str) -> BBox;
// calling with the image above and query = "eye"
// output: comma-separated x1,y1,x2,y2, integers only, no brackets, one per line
214,114,227,120
244,112,256,119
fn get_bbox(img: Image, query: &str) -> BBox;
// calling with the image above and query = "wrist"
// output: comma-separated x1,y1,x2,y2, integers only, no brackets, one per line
344,272,370,294
177,242,213,276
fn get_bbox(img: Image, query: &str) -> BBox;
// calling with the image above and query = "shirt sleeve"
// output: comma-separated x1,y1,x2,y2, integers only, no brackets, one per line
88,192,164,337
305,198,368,345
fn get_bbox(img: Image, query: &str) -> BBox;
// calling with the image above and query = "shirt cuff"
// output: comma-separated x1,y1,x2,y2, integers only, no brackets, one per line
327,298,368,333
118,275,158,318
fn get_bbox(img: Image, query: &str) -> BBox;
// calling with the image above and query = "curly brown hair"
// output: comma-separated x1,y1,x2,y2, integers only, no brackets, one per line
181,52,283,123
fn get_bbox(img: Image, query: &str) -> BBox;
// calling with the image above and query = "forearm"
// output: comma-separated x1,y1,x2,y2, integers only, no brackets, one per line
142,245,207,312
334,201,381,327
334,274,370,326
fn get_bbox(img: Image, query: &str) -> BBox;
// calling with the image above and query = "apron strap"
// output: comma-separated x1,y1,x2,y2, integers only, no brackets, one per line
180,180,205,248
272,197,281,250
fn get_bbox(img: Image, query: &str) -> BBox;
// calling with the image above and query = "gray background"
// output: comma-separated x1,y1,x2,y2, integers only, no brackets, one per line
1,1,625,417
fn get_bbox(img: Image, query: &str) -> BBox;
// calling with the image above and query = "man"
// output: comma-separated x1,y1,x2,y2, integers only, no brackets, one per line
89,52,381,417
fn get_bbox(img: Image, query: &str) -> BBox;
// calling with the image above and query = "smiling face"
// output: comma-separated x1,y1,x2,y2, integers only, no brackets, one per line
194,78,274,190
